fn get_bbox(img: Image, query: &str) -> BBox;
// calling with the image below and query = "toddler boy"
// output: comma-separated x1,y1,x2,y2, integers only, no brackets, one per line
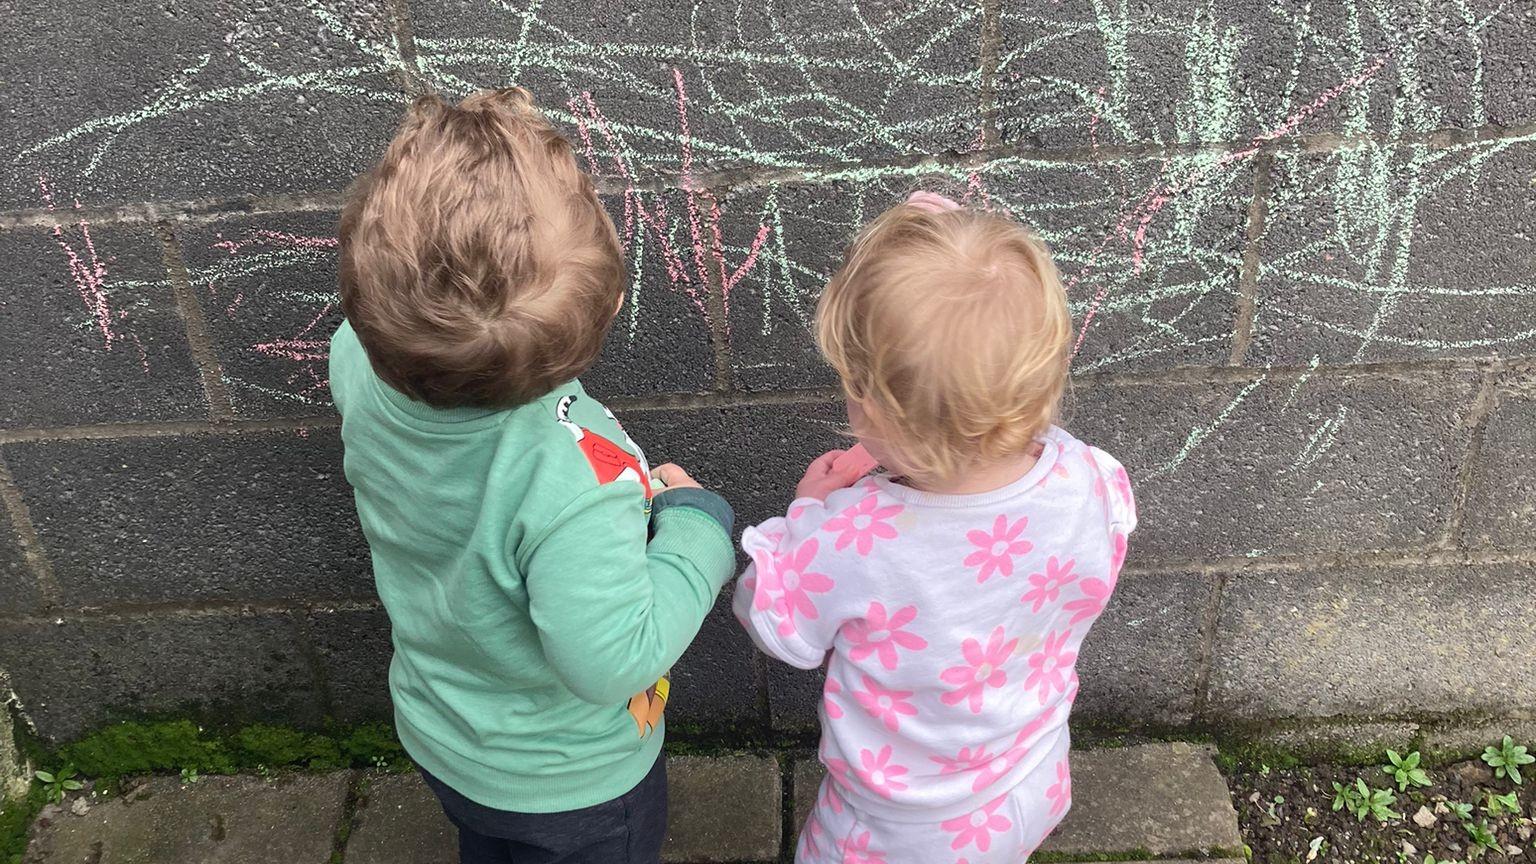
329,88,736,864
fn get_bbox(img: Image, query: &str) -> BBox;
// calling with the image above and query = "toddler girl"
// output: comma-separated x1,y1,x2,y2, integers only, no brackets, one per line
733,191,1136,863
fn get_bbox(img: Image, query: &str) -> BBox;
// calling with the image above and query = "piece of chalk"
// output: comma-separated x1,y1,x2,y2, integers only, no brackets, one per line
831,443,879,477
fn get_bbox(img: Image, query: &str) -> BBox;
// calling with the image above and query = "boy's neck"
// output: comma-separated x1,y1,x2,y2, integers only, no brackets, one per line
906,443,1044,496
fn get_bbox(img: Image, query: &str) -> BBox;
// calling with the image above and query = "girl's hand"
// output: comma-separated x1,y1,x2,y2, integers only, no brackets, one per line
795,450,863,501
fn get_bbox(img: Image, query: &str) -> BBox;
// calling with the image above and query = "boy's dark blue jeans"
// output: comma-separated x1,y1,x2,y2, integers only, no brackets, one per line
419,754,668,864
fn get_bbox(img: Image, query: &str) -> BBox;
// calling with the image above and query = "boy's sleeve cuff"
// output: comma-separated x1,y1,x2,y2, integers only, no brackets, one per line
653,487,735,536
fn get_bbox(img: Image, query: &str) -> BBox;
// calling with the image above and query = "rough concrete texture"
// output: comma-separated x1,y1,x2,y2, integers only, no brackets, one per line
1250,141,1536,366
0,0,405,208
1463,386,1536,549
309,758,787,864
1209,563,1536,721
1421,721,1536,762
583,190,727,398
3,430,371,607
1073,571,1212,728
1248,721,1422,763
1,0,1533,746
346,773,455,864
0,222,205,428
792,744,1243,858
1042,743,1244,857
0,613,321,741
997,0,1534,148
1071,370,1480,560
23,773,348,864
407,1,980,176
305,606,394,724
174,211,344,418
663,755,781,863
0,508,39,616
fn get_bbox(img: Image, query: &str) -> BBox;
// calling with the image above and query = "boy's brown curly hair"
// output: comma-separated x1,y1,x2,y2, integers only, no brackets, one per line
339,87,623,408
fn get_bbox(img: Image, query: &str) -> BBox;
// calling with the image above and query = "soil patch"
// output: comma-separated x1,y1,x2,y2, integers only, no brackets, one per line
1232,760,1534,863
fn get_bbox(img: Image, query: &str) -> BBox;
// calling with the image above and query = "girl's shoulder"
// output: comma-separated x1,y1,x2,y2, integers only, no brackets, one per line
1048,426,1137,531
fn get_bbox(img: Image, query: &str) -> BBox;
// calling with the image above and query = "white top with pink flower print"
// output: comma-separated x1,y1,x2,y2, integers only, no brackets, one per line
733,426,1136,823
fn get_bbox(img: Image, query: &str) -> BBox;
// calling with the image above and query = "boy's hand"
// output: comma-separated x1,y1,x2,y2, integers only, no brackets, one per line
795,450,866,501
652,463,702,491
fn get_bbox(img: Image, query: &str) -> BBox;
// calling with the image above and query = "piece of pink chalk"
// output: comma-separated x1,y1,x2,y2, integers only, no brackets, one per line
831,443,879,477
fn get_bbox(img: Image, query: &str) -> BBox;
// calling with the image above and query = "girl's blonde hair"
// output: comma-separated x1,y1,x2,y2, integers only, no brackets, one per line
816,197,1072,487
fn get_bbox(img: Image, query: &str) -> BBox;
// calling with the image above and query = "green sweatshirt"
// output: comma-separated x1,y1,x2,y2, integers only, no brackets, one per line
329,320,736,812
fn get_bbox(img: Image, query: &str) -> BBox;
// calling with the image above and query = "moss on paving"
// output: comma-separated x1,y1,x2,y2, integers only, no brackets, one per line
0,718,411,862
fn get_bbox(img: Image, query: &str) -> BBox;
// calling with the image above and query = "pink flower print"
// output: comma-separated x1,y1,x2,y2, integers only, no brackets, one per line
823,674,845,720
1024,629,1076,704
855,745,909,798
824,493,902,556
799,807,824,858
756,539,833,635
930,743,994,776
940,626,1018,713
1039,442,1070,487
963,515,1033,583
941,795,1013,852
1047,759,1072,816
788,504,808,520
946,707,1056,787
823,753,851,813
1063,576,1112,625
845,602,928,670
853,675,918,732
1110,530,1128,577
1065,668,1080,705
1082,449,1107,498
1111,465,1133,511
838,830,887,864
1020,556,1078,613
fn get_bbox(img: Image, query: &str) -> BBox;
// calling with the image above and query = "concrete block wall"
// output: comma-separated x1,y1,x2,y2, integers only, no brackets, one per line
1,0,1533,746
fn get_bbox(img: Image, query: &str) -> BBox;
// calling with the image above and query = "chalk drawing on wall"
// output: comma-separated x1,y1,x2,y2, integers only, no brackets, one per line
9,0,1534,513
35,175,150,373
193,228,342,410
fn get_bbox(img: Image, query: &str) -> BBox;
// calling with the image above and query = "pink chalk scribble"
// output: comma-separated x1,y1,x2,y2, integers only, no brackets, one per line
961,128,994,210
570,68,771,331
38,174,148,373
210,229,339,316
1068,55,1390,359
209,228,339,404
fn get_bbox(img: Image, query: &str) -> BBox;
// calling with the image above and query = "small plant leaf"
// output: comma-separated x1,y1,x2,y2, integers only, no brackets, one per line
34,771,55,783
61,779,83,790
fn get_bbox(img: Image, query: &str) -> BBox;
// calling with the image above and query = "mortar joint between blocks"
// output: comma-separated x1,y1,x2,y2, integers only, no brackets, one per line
1440,363,1506,551
384,0,425,96
0,451,62,609
155,220,236,420
1228,147,1276,366
977,0,1002,147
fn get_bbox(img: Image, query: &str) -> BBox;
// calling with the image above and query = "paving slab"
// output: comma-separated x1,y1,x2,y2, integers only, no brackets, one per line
792,743,1243,859
346,773,455,864
25,774,349,864
1042,743,1244,857
1209,563,1536,720
663,755,781,863
343,757,784,864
